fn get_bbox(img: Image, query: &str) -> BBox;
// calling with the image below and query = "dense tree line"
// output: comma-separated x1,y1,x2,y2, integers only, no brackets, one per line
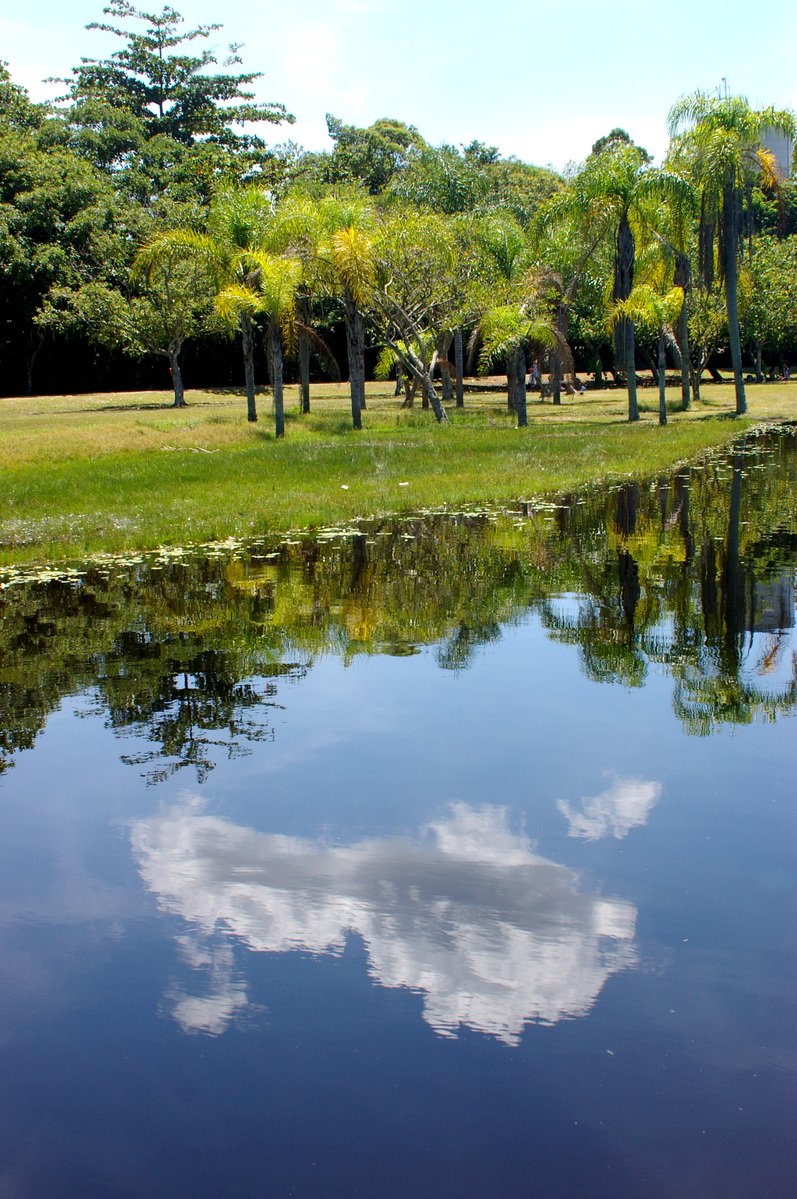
1,3,795,424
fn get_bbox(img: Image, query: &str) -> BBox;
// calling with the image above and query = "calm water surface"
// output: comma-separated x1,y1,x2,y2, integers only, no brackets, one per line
1,431,796,1197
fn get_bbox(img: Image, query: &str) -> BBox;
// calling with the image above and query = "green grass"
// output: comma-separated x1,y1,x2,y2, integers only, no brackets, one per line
1,379,795,568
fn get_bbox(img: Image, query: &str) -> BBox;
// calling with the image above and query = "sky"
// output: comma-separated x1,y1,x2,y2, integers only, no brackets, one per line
3,0,797,172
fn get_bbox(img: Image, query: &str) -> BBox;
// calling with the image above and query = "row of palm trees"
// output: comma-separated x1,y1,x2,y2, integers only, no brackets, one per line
135,91,795,435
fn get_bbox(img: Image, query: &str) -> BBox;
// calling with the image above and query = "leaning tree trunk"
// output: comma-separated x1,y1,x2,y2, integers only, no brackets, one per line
723,184,746,416
421,371,449,423
454,328,465,408
657,326,667,426
270,322,285,439
402,345,448,423
240,310,257,422
437,331,453,404
343,291,365,430
168,347,186,407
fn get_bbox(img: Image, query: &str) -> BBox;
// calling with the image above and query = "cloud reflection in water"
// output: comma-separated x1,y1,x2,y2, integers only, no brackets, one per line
557,776,662,842
131,801,637,1044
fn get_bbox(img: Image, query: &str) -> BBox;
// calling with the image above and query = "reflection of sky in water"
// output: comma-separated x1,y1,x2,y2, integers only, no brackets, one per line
132,801,637,1044
557,776,662,841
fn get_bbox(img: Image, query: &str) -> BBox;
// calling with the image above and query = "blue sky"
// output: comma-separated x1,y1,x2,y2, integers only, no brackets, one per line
3,0,796,171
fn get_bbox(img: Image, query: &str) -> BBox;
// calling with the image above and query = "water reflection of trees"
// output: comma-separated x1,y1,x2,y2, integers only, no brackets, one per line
1,430,795,775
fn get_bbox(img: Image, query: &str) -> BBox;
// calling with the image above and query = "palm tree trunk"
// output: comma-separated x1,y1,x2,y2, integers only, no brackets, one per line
625,318,639,421
298,325,310,413
723,184,746,416
550,350,562,406
270,322,285,438
344,291,364,430
505,352,516,412
614,213,638,421
241,310,257,422
657,326,667,426
675,253,691,410
454,328,465,408
515,348,528,427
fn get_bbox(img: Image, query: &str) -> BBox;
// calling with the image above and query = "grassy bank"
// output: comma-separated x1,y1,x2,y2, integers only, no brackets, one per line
1,379,794,569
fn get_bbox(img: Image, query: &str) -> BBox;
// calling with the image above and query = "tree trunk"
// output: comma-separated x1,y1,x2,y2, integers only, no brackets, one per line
614,213,638,421
549,350,562,406
241,311,257,422
754,339,763,384
723,183,746,415
437,331,453,403
400,373,418,407
298,325,310,413
691,362,702,402
454,327,465,408
723,450,745,657
618,549,640,626
343,291,364,430
675,252,691,410
615,482,638,536
421,371,448,423
270,322,285,438
169,348,186,407
624,318,639,421
505,352,516,412
657,325,667,426
515,347,528,427
25,333,42,396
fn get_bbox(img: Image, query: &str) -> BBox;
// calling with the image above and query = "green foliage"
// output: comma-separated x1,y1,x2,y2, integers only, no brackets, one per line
320,115,425,194
59,1,292,149
739,233,797,362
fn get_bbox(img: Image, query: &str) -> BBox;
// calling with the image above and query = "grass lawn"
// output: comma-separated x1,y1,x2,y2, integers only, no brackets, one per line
1,378,794,570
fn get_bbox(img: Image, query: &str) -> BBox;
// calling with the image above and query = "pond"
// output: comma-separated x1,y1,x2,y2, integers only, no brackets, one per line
1,429,795,1198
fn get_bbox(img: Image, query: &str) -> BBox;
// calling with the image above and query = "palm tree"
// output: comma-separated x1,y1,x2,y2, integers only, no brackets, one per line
546,141,691,421
216,252,302,438
270,192,376,431
667,91,795,415
478,303,557,427
136,187,274,422
470,213,532,412
612,282,684,425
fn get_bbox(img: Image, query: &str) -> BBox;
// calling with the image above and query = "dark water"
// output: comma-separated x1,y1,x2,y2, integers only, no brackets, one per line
1,431,796,1198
